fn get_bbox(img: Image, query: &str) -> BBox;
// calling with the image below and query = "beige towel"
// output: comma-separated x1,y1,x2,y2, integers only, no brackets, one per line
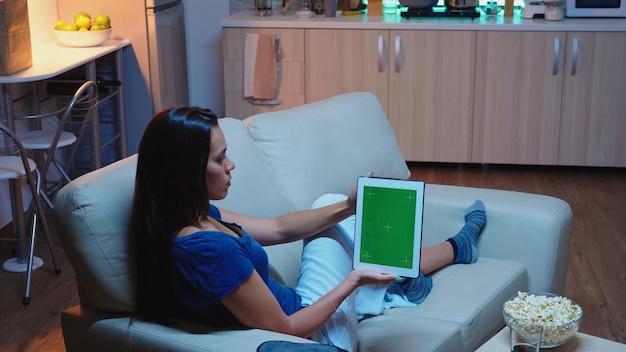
253,33,278,100
243,33,259,98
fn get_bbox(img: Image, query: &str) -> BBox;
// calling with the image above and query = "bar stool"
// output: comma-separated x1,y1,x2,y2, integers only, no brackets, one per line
16,81,99,208
0,123,61,305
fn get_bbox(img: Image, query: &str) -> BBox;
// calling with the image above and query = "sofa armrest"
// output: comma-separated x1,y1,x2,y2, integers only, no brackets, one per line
421,184,572,295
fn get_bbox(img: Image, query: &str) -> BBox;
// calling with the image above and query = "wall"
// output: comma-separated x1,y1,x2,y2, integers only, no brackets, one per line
27,0,57,45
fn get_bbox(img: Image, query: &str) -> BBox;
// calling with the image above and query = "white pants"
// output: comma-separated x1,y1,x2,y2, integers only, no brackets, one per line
296,225,357,351
294,194,416,351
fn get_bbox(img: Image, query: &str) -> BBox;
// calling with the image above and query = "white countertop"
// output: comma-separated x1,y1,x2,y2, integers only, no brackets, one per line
0,39,131,83
222,10,626,31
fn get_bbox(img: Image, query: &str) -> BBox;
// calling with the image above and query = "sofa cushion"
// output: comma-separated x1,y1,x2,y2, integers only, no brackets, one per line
384,257,528,351
61,306,314,352
245,92,411,212
357,314,463,352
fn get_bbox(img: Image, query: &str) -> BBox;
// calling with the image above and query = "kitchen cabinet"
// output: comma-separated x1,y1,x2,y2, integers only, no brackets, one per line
223,28,305,119
306,29,475,163
222,13,626,167
388,30,475,163
558,32,626,167
473,31,565,165
474,31,626,167
305,29,389,110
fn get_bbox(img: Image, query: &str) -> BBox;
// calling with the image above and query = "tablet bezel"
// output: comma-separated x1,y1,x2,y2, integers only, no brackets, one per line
353,177,425,278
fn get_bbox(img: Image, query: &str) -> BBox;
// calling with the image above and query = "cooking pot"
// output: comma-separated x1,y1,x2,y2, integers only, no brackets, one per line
398,0,438,9
445,0,478,8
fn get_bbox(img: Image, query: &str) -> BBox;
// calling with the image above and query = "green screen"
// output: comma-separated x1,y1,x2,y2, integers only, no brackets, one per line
359,186,417,268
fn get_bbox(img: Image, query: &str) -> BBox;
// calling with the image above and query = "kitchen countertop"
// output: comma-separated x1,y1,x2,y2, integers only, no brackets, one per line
222,10,626,31
0,39,130,83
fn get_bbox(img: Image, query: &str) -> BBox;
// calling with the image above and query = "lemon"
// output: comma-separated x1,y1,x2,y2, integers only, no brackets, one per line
75,16,92,30
62,23,79,31
90,23,105,31
93,14,111,29
74,11,91,22
54,19,67,30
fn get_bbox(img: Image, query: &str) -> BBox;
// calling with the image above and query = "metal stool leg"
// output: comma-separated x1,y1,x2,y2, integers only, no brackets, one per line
23,170,61,305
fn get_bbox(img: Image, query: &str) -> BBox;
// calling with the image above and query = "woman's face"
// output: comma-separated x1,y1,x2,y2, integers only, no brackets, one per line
206,126,235,200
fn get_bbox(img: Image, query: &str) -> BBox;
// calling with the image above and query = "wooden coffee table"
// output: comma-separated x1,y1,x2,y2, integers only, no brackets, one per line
476,327,626,352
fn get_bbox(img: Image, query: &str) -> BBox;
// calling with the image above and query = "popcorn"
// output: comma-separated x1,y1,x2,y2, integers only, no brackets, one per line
503,292,583,346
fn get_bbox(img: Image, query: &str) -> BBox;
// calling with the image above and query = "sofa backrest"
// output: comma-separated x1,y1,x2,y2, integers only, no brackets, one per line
222,92,411,214
53,92,410,312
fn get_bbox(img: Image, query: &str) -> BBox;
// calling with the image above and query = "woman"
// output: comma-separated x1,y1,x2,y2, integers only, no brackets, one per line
131,107,486,351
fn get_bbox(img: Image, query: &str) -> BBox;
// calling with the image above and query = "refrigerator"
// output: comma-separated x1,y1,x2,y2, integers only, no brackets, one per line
57,0,200,153
146,0,189,114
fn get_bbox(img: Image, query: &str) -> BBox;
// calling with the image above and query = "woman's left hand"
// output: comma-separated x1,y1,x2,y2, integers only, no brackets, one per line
348,172,374,213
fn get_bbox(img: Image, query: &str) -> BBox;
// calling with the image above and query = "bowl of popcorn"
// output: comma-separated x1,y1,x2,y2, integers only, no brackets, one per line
503,292,583,348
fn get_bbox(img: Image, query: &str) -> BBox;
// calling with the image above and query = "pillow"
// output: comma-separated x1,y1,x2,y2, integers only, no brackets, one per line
246,92,410,211
213,118,291,218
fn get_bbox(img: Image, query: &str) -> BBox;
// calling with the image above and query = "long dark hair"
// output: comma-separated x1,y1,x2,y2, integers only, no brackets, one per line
131,106,218,320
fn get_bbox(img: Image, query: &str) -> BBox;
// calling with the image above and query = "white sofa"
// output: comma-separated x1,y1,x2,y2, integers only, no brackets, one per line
54,92,572,352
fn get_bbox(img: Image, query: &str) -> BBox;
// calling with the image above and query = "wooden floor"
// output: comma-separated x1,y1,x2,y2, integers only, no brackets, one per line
0,163,625,351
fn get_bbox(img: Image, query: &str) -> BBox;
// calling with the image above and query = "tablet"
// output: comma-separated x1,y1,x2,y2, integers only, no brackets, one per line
353,177,425,278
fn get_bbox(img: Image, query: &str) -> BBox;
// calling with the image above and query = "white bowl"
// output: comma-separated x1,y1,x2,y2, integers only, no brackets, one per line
295,10,314,18
503,292,583,348
53,28,112,48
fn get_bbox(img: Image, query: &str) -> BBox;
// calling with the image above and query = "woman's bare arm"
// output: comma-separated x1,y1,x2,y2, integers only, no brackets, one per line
221,269,397,338
219,198,354,246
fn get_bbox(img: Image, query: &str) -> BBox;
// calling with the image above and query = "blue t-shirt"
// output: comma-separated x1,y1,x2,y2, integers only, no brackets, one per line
171,205,302,325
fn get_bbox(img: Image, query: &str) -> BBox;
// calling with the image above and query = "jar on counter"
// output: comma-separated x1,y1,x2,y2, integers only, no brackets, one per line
544,2,565,21
314,0,324,14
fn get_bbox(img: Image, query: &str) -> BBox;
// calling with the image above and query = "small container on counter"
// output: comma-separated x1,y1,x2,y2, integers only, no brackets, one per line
545,2,565,21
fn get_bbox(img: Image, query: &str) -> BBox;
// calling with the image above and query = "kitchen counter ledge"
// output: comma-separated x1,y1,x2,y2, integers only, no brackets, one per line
222,10,626,31
0,39,130,83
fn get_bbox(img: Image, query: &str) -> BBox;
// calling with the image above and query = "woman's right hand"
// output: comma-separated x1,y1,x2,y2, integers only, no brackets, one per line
347,269,398,286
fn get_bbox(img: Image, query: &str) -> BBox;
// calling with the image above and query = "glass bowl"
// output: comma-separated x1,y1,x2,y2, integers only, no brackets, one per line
503,292,583,348
53,28,112,48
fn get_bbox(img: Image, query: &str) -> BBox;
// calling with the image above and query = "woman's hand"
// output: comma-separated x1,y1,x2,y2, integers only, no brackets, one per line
347,183,358,213
347,269,398,287
347,172,374,213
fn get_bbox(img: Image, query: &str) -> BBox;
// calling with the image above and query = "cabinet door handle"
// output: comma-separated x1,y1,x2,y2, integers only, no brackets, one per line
378,35,385,73
571,37,580,76
552,37,560,76
394,35,401,73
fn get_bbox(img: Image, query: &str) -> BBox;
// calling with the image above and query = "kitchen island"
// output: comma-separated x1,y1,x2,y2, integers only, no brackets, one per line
221,11,626,167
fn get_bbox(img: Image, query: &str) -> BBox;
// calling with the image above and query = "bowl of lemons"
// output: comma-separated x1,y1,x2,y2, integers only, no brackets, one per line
53,12,112,47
